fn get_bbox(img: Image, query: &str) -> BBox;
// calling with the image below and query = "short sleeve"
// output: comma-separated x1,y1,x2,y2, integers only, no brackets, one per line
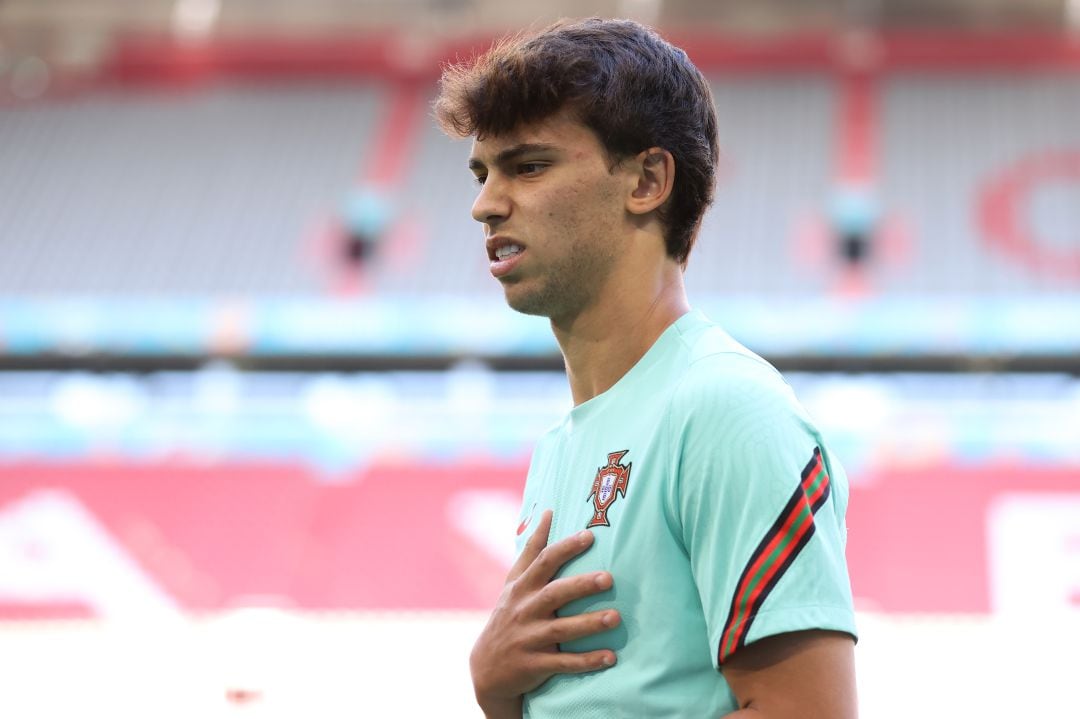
667,354,857,669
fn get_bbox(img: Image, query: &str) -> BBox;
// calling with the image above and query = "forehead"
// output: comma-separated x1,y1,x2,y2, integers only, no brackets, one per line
469,113,603,162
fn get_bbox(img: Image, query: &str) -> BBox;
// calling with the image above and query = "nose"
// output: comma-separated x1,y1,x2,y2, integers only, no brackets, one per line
471,174,510,226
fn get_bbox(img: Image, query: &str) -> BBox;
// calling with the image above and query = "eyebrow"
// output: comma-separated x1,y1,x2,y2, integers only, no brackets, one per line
468,142,560,172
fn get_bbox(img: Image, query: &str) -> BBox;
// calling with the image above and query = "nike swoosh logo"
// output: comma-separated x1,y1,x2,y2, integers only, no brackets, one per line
516,503,537,536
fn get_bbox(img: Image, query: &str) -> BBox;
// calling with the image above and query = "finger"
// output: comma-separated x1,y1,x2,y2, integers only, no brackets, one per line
506,509,553,581
533,570,613,616
542,609,621,646
522,528,595,586
537,648,617,676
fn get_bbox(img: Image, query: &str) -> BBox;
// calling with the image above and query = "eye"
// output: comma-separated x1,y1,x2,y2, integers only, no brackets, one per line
472,174,487,186
518,162,547,176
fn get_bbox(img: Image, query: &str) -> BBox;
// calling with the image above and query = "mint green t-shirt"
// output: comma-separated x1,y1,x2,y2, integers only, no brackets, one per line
516,310,857,718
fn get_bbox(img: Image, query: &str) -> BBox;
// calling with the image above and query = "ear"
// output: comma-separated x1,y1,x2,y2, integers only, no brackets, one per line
626,147,675,216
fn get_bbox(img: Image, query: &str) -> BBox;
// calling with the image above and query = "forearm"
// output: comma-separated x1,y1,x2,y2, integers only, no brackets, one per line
477,694,522,719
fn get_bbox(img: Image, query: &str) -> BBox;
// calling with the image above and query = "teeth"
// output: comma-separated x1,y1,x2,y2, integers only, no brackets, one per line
495,244,523,260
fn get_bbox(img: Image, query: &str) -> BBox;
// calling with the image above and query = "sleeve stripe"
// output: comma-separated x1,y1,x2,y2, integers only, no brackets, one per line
718,447,832,665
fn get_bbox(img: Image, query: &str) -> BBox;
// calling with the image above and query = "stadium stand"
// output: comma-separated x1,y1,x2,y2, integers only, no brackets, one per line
880,73,1080,292
690,77,837,296
2,69,1078,300
0,83,384,294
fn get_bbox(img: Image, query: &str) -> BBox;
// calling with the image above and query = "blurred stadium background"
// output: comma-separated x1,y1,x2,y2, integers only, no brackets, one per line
1,0,1079,716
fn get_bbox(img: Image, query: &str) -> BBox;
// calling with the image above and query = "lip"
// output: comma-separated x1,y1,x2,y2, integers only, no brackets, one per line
486,235,526,279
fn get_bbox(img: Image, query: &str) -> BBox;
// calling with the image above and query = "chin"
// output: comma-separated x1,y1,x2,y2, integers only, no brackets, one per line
503,284,553,318
505,294,550,318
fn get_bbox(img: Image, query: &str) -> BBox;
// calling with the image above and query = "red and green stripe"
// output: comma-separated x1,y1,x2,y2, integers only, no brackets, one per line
718,447,832,664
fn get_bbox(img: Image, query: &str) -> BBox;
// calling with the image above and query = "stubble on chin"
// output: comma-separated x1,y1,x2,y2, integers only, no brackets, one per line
501,241,616,321
501,276,569,318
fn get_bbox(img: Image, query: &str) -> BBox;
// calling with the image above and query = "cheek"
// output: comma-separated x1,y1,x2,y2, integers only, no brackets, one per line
529,172,624,234
553,178,618,220
538,187,586,224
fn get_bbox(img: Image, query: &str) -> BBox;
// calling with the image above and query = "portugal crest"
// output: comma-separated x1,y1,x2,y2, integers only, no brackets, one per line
587,450,632,528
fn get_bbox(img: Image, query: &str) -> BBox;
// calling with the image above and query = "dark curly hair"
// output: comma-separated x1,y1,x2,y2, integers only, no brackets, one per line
434,18,719,265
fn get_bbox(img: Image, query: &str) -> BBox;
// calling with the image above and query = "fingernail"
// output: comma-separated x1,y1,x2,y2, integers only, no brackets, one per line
602,654,615,667
594,572,610,588
602,611,617,626
578,530,592,543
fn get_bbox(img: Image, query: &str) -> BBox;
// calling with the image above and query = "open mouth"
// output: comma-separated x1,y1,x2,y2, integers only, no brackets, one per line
494,243,523,260
488,239,526,278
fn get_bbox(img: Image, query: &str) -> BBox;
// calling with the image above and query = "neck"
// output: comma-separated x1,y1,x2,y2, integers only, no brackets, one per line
552,261,689,406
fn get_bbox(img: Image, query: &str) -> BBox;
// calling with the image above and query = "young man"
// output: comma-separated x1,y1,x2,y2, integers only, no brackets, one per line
435,18,858,719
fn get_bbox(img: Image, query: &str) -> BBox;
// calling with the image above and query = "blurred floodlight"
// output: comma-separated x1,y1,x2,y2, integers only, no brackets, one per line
801,378,894,436
1069,0,1080,29
50,374,146,432
193,361,242,417
446,360,495,414
301,375,396,440
172,0,221,40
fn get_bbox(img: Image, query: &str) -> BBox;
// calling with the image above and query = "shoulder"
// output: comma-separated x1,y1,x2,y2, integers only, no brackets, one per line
663,319,818,466
671,313,786,386
669,324,799,425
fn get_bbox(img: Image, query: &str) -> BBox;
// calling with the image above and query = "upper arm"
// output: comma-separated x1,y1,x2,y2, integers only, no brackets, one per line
670,356,858,668
721,629,857,719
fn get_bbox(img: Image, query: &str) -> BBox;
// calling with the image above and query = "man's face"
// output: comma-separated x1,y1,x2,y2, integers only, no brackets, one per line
468,112,632,321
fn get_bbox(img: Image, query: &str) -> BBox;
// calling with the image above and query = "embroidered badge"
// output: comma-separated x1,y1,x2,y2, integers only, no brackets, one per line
586,450,632,528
